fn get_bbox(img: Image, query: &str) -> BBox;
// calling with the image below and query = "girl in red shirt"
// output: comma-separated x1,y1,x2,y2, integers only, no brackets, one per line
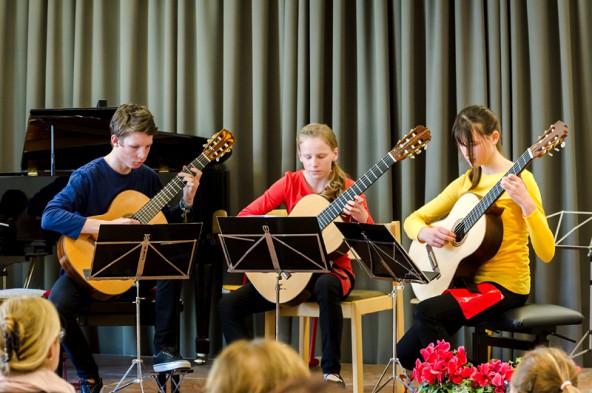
218,123,373,388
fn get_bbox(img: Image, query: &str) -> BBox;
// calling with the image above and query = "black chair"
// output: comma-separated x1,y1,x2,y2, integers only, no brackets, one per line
472,303,584,363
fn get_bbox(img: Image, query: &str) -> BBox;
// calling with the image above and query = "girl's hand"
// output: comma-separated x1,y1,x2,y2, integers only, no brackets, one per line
418,226,456,248
343,195,369,223
500,173,535,216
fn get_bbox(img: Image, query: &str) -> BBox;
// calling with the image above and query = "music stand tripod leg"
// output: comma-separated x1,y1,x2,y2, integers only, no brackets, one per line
274,271,291,341
373,284,413,393
110,280,145,393
570,248,592,359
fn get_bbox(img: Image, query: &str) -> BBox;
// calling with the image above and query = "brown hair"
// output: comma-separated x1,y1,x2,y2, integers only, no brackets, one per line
297,123,348,201
451,105,505,188
0,296,61,373
109,103,158,143
205,339,310,393
510,347,580,393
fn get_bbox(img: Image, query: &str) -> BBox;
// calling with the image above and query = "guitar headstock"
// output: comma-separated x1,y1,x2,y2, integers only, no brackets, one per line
530,121,568,158
203,129,235,162
390,125,431,161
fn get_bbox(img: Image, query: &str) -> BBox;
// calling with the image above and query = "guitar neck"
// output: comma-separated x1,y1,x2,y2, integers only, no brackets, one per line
317,153,396,229
458,149,534,237
132,154,211,224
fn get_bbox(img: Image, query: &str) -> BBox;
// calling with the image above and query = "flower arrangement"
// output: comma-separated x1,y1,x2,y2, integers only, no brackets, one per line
411,340,515,393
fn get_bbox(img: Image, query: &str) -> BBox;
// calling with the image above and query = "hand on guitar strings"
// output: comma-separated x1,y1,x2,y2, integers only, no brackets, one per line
500,173,536,217
342,195,369,223
178,167,202,206
418,226,456,248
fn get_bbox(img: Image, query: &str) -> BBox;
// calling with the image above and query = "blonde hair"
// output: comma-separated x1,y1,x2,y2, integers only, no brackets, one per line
0,296,61,373
297,123,348,201
205,339,310,393
511,347,580,393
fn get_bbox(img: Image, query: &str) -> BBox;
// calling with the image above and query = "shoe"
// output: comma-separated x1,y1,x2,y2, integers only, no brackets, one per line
153,347,192,372
324,373,346,388
79,378,103,393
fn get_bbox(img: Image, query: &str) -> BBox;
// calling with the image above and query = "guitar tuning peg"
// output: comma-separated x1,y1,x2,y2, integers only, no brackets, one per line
547,152,554,157
560,141,566,148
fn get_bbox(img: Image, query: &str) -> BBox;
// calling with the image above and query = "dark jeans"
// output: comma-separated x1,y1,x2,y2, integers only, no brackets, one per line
49,271,182,380
396,283,528,371
218,273,346,375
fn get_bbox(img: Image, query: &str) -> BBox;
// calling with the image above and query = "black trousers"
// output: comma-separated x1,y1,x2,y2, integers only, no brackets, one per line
396,282,528,371
218,273,346,375
49,271,182,380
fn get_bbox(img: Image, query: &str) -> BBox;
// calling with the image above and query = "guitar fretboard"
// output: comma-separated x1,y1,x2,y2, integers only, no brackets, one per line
454,149,534,238
132,154,211,224
317,153,396,229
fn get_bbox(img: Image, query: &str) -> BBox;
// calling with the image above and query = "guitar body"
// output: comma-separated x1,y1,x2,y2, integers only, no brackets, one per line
409,193,503,301
246,194,346,304
58,190,167,300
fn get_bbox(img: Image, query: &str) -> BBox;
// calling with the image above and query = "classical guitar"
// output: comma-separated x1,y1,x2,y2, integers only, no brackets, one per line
58,129,235,300
247,125,432,304
410,121,568,302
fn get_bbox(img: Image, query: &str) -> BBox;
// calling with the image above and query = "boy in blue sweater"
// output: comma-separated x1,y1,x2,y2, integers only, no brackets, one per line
42,103,201,393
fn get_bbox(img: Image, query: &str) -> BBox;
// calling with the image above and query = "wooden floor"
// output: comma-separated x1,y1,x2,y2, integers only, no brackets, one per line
64,354,592,393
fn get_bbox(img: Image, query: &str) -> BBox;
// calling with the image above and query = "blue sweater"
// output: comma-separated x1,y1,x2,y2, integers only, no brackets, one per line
41,158,173,239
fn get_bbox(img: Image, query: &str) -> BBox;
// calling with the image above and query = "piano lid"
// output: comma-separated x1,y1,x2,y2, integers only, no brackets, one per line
21,106,225,175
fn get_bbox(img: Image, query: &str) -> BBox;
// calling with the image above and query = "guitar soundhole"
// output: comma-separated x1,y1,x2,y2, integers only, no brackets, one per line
451,220,466,247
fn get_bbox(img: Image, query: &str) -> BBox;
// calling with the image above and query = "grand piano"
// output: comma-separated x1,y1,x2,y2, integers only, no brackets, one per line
0,105,229,362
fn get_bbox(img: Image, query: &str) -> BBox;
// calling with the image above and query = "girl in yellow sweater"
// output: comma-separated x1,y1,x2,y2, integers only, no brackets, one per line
397,105,555,370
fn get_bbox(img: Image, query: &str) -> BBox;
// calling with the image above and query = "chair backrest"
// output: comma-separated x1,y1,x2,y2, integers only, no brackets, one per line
267,209,288,216
389,221,401,242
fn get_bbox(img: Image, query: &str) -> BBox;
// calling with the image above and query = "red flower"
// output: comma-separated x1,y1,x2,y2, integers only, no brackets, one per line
412,340,515,393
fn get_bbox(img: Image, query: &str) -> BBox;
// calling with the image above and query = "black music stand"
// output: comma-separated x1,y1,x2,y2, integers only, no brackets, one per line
335,222,437,393
86,223,202,393
217,216,330,339
547,211,592,359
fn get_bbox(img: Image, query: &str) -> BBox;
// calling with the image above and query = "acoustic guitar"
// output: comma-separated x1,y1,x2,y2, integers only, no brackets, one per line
247,125,432,304
58,129,235,300
409,121,568,302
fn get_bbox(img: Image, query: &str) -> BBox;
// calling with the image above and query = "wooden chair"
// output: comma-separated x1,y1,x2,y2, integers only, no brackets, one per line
264,220,404,393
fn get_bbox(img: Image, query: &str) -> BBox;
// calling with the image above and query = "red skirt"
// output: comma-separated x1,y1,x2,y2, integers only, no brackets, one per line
444,282,504,319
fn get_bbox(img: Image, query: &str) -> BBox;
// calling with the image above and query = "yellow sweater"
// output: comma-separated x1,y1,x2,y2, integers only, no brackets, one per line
404,169,555,295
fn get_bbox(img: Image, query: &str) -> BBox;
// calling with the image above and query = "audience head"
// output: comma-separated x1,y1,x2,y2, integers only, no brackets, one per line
205,338,310,393
0,296,63,374
510,346,580,393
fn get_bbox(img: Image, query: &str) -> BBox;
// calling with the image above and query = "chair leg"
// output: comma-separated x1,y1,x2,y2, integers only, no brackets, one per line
472,327,490,364
309,317,320,367
264,311,275,339
299,317,311,365
351,308,364,393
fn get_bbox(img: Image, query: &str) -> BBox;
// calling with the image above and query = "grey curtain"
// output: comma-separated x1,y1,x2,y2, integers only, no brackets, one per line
1,0,591,366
